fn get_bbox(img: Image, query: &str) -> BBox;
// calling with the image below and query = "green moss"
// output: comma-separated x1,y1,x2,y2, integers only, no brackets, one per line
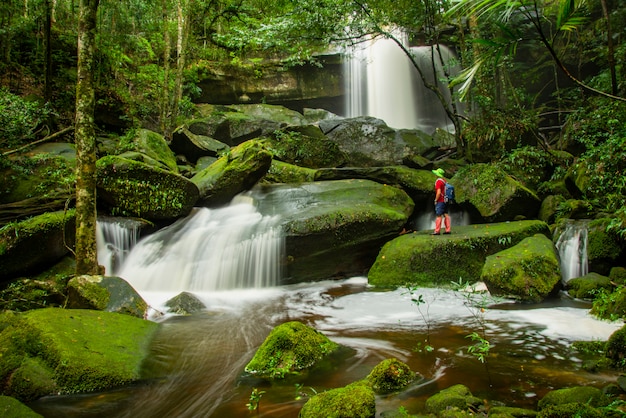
133,129,178,172
591,286,626,321
299,381,376,418
367,358,415,393
368,220,550,288
489,405,538,417
264,160,317,183
96,155,198,219
537,386,609,410
67,276,110,310
244,321,338,379
0,395,43,418
424,384,483,415
481,234,561,302
537,403,603,418
566,273,612,299
0,308,159,399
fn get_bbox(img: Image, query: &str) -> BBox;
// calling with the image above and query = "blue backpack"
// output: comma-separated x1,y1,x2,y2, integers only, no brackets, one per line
444,181,455,203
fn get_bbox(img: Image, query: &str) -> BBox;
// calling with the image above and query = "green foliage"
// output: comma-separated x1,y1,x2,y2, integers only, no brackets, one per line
466,332,491,363
0,88,52,148
404,285,434,352
246,387,265,411
590,286,626,322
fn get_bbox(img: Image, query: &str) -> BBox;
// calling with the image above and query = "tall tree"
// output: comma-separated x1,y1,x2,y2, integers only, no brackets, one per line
74,0,100,275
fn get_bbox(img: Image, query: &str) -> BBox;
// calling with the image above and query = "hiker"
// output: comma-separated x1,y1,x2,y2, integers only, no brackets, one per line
431,168,451,235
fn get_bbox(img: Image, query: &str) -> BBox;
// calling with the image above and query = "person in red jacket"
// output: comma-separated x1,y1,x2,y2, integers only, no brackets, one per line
431,168,451,235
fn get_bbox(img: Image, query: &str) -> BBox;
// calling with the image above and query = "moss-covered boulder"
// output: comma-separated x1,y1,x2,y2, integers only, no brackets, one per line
262,125,347,168
565,272,612,299
591,286,626,321
318,116,435,167
298,381,376,418
66,275,148,318
191,139,272,206
129,128,179,172
367,358,416,394
605,324,626,367
244,321,339,379
314,166,436,203
170,127,230,164
537,386,610,410
96,155,199,220
587,218,624,275
538,195,567,224
424,384,483,415
368,220,550,288
164,291,206,315
0,150,75,205
537,403,604,418
264,160,317,183
452,164,541,222
480,234,561,302
0,395,43,418
0,308,158,401
610,267,626,285
253,180,414,282
0,210,76,282
186,104,302,147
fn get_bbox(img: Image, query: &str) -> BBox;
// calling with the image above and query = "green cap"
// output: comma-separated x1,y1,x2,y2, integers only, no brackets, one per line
431,168,445,177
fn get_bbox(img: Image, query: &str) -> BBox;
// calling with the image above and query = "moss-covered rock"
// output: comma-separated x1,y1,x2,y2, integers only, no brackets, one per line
165,291,206,315
244,321,339,379
480,234,561,302
591,286,626,321
610,267,626,285
368,220,551,288
314,166,436,202
262,125,346,168
186,104,297,147
170,127,230,164
587,218,623,275
605,324,626,368
191,139,272,206
367,358,416,394
130,129,179,172
66,275,148,318
253,180,414,282
318,116,434,167
0,395,43,417
565,272,612,299
0,210,76,282
96,155,199,220
298,381,376,418
451,164,541,222
264,160,317,183
537,386,610,410
0,308,158,400
537,402,604,418
424,384,483,415
538,195,566,224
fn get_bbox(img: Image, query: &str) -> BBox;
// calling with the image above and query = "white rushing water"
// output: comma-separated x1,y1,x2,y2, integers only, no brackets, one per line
555,220,589,282
96,218,142,275
112,201,284,295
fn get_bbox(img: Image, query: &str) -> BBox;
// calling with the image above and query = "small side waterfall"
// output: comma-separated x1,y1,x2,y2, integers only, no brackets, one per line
344,35,462,133
97,217,142,275
413,204,470,231
116,201,284,293
555,220,589,282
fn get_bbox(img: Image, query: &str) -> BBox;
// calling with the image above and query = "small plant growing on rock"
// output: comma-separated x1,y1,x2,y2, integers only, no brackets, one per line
246,388,265,412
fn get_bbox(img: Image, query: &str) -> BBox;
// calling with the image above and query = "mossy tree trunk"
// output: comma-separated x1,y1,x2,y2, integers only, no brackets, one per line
74,0,100,275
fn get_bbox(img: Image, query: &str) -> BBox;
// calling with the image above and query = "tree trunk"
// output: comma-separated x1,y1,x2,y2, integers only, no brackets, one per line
599,0,617,96
161,0,171,137
74,0,100,276
44,0,52,102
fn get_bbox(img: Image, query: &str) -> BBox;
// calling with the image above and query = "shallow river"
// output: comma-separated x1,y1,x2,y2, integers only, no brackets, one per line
29,277,622,417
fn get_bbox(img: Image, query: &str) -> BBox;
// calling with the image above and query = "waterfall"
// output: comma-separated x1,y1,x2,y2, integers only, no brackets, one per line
343,35,462,133
555,220,589,282
116,201,284,293
97,217,142,275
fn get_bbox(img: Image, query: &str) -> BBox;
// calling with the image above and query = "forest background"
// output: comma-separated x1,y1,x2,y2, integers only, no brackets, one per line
1,0,625,268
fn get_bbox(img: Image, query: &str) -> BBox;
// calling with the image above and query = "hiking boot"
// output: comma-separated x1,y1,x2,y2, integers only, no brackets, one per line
443,231,451,235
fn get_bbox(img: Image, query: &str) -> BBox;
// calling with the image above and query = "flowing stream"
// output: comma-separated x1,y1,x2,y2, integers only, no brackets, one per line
29,202,621,417
555,220,589,283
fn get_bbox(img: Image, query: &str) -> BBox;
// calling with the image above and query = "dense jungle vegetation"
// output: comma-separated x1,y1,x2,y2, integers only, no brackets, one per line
1,0,625,262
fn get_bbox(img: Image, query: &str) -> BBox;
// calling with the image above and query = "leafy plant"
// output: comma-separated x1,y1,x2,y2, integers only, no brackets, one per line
246,387,265,411
0,88,53,148
466,332,491,363
404,285,435,352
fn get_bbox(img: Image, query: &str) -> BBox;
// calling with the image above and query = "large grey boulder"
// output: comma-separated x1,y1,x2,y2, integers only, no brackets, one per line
170,127,229,164
481,233,561,302
252,180,415,282
191,139,272,206
318,116,436,167
96,155,199,221
368,220,551,287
